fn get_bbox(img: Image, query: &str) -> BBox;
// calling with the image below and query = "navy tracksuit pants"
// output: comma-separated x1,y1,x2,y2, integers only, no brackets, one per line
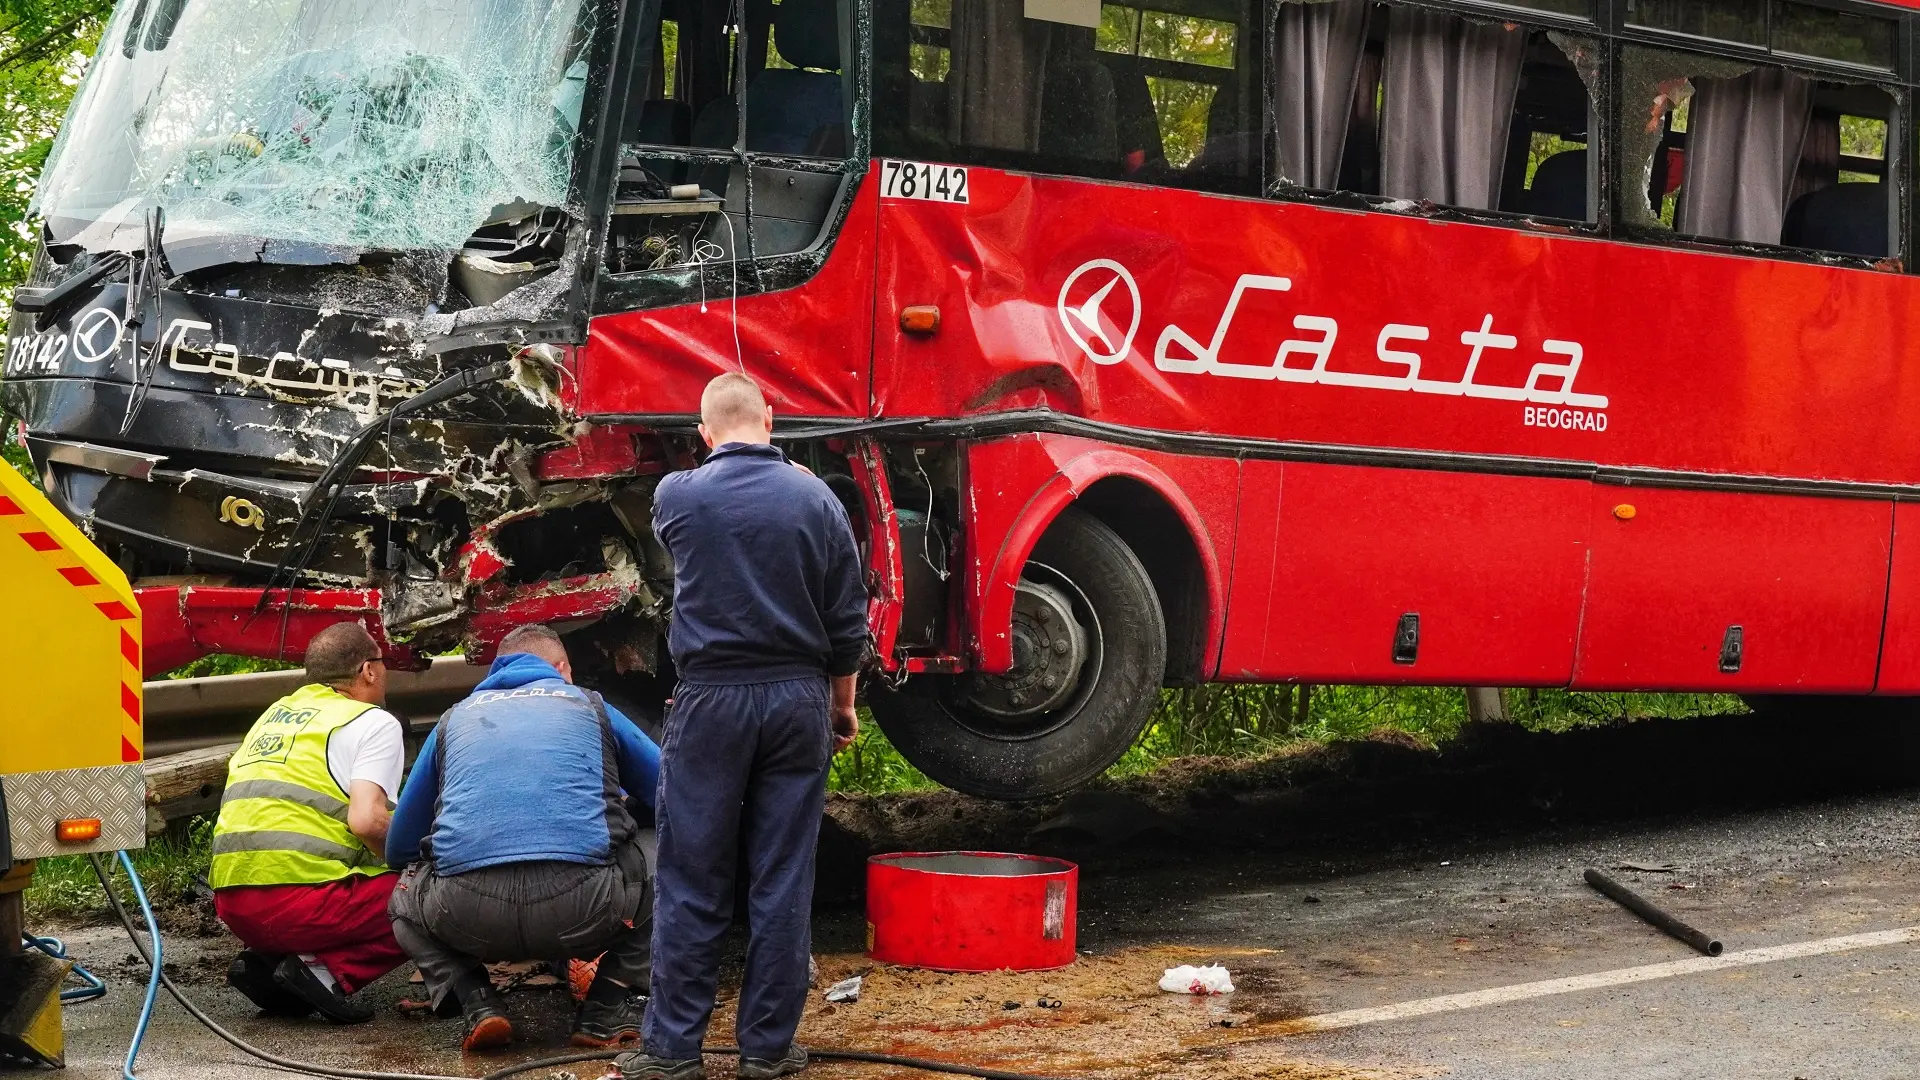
643,677,831,1059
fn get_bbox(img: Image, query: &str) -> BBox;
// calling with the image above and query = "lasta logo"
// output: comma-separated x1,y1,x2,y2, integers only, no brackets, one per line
1056,258,1609,429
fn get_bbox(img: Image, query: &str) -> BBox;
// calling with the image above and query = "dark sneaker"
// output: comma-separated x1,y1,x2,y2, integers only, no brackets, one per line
571,989,647,1047
616,1050,707,1080
226,951,312,1017
461,987,514,1051
737,1045,807,1079
269,955,373,1025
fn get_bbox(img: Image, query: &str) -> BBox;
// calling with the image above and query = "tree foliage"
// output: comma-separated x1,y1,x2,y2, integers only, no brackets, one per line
0,0,107,306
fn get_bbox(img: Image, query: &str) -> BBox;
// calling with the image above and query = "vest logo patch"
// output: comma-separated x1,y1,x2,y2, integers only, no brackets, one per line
234,704,322,767
470,686,579,706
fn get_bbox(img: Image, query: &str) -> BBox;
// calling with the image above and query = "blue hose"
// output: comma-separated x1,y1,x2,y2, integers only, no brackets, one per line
114,850,162,1080
19,933,107,1002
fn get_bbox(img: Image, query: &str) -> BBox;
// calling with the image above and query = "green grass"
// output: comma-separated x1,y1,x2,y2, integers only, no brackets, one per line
828,685,1749,795
24,817,215,926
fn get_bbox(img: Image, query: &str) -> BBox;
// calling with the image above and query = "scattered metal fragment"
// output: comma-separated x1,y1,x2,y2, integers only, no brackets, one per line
1585,867,1722,956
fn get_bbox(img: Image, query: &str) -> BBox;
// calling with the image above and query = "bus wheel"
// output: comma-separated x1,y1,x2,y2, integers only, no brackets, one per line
868,508,1166,800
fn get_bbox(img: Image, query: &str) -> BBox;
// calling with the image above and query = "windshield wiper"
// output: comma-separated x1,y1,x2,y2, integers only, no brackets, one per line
17,253,130,333
119,207,169,436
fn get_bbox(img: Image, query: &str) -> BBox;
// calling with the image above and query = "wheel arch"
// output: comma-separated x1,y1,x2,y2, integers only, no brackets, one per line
970,440,1223,680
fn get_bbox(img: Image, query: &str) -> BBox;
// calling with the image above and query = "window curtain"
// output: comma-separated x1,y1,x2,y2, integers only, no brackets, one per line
948,0,1052,152
1270,0,1371,189
1677,67,1814,244
1379,9,1527,210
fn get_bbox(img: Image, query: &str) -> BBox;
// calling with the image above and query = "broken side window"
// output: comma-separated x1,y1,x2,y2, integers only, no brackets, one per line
1621,44,1897,259
869,0,1260,196
1269,2,1597,223
609,0,855,277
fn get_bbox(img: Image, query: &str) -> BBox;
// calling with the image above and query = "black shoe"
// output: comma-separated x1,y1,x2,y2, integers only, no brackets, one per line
269,955,373,1025
571,988,647,1048
616,1051,707,1080
227,951,313,1017
461,987,514,1051
736,1045,807,1080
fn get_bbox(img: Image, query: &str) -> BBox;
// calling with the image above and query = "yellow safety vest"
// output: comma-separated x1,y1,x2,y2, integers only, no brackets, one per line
209,684,393,888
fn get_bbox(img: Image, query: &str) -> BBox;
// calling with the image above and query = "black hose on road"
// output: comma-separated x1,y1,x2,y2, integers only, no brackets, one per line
88,856,1066,1080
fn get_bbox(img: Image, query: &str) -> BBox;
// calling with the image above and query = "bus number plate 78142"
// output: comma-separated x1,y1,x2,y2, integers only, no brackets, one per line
879,160,969,204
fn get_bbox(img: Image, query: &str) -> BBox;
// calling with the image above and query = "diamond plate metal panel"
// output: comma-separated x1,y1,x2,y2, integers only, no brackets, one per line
2,764,147,858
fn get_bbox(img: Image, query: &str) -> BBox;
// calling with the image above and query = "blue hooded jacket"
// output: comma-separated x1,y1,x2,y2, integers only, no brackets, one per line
386,654,661,874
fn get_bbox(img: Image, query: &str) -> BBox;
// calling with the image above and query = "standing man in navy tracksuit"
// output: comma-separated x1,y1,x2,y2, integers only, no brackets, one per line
621,372,868,1080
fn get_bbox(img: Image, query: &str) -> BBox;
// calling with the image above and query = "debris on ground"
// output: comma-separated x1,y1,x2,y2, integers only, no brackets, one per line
1160,964,1235,995
824,975,862,1003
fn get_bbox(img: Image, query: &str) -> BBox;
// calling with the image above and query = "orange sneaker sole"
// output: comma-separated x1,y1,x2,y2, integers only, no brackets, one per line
463,1015,515,1051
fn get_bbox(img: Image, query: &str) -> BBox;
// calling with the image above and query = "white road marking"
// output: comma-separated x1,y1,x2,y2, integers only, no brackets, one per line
1292,926,1920,1032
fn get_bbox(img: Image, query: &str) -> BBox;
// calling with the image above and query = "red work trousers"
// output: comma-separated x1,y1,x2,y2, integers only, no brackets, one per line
214,874,406,995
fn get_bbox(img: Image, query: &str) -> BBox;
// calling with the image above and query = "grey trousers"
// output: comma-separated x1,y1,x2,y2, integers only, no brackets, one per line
389,836,653,1007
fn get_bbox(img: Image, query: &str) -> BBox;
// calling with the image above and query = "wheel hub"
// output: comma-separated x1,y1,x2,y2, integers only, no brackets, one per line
965,579,1089,719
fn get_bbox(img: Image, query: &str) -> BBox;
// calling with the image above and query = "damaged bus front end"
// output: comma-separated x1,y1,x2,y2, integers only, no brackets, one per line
1,0,673,672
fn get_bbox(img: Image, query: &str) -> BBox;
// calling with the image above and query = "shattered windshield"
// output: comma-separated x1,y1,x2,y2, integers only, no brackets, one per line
33,0,597,258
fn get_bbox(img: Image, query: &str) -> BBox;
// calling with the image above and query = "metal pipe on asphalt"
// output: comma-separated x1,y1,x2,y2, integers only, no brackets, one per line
1585,867,1723,956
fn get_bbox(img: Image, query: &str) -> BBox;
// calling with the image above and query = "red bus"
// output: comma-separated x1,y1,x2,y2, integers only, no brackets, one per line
8,0,1920,797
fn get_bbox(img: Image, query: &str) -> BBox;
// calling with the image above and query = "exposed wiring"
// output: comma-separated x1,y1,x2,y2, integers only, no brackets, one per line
913,449,949,582
719,211,742,372
88,853,1067,1080
20,933,107,1002
687,213,743,373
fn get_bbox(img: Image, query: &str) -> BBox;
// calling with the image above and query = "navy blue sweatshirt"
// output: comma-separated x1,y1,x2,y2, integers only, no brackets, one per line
652,442,868,683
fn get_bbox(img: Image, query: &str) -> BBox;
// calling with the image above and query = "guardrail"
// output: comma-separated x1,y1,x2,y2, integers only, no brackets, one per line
142,657,485,830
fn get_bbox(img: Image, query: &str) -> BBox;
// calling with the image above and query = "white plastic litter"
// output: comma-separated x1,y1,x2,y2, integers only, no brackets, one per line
825,975,863,1003
1159,964,1235,995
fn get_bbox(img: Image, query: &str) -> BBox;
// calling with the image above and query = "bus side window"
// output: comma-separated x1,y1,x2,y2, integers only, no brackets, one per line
870,0,1258,196
1622,46,1896,259
1270,1,1597,222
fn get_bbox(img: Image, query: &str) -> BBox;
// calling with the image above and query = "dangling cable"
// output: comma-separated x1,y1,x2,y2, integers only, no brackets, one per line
95,851,162,1080
20,934,107,1002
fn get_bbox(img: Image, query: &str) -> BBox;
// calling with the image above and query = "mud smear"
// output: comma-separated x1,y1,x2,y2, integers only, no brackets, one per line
705,949,1438,1080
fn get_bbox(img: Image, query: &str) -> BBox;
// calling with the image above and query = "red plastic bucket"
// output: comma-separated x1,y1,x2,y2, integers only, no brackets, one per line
866,851,1078,972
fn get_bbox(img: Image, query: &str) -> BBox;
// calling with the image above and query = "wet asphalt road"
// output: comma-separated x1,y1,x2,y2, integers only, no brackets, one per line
36,715,1920,1080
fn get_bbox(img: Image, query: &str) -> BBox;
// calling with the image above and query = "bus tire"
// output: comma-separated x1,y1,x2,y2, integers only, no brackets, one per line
868,508,1166,800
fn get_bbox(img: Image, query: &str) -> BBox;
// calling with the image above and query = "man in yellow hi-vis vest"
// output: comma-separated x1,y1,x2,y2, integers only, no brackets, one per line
210,622,407,1024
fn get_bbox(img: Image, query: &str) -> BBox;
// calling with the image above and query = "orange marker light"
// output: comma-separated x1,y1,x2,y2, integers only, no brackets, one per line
1613,504,1637,521
56,818,102,843
899,306,941,335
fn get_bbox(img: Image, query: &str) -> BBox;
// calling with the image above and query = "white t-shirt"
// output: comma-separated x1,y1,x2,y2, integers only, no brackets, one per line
324,708,405,806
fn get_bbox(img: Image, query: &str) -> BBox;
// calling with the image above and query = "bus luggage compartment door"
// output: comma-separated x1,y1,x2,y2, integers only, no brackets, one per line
1571,487,1890,693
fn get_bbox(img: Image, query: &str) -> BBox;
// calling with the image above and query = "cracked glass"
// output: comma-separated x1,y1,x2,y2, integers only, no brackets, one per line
33,0,598,259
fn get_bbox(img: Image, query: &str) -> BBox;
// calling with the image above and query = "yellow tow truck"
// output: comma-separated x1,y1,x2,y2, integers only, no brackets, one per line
0,459,146,1067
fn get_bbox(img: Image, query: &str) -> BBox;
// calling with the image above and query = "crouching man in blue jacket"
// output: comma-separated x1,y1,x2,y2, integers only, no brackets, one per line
386,625,661,1051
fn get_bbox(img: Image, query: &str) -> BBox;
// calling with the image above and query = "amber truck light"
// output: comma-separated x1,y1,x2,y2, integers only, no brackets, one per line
56,818,103,844
1613,504,1637,521
899,305,941,334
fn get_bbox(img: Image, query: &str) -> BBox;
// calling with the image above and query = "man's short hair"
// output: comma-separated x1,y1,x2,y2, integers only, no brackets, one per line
700,372,768,433
499,624,569,667
306,622,381,685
